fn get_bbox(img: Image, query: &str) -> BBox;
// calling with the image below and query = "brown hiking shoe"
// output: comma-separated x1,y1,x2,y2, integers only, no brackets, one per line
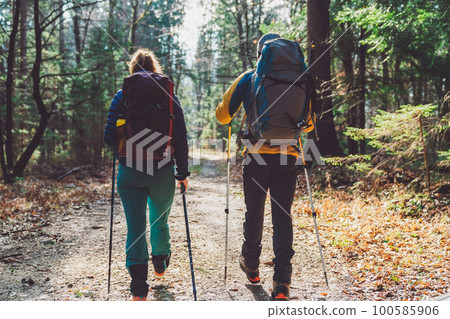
239,255,260,284
271,281,290,301
152,252,171,279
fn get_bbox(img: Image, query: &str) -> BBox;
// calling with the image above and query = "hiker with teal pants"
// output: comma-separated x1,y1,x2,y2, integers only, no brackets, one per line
104,48,190,301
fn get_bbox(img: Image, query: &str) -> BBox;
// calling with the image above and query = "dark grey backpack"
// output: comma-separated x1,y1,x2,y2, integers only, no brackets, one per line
246,38,316,142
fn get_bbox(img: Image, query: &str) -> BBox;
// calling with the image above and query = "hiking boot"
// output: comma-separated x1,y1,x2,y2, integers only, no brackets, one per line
128,264,149,298
239,255,260,284
130,295,147,301
271,281,290,301
152,252,171,279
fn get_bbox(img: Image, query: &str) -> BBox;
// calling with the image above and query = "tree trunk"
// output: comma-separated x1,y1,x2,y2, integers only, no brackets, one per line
73,6,81,65
338,23,357,155
416,59,424,105
307,0,342,156
13,0,52,177
59,5,65,65
394,58,401,108
0,115,8,181
72,4,86,161
5,0,22,172
128,0,139,54
381,56,389,111
243,0,251,68
0,40,4,178
109,0,117,93
19,0,28,77
357,27,366,154
257,0,263,38
235,0,247,71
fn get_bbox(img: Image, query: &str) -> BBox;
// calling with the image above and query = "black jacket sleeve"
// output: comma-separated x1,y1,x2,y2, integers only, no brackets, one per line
172,96,190,180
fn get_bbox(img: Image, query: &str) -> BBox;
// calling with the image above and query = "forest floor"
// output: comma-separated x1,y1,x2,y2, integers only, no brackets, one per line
0,152,448,301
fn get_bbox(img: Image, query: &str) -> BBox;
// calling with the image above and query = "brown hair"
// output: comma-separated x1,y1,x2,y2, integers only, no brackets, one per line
127,48,163,74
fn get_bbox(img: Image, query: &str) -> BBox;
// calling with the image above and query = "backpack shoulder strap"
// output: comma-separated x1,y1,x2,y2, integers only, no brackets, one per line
246,72,256,134
248,72,267,139
305,73,319,141
166,81,175,151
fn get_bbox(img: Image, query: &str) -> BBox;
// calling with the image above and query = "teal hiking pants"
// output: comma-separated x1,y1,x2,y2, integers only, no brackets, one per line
117,164,175,269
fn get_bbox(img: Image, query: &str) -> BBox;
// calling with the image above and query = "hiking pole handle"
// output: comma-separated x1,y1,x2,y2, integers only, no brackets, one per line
180,182,186,194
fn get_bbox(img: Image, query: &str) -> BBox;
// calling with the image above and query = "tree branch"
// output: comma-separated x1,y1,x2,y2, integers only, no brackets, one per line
40,68,98,80
135,0,153,25
41,1,104,31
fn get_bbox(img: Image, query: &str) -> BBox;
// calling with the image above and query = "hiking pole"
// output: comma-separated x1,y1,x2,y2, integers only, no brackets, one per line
107,149,116,299
298,139,329,287
224,122,231,282
180,183,197,301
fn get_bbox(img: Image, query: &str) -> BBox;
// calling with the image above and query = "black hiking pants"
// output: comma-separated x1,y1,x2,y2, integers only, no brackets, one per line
241,153,297,284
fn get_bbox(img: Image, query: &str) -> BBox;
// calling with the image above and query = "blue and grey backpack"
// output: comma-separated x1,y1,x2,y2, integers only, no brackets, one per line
245,38,317,142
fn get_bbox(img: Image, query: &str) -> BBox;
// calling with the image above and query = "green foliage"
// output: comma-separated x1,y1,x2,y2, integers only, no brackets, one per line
345,104,437,157
335,1,450,58
324,154,371,166
344,104,450,184
436,150,450,169
336,3,398,54
324,154,382,176
260,11,307,43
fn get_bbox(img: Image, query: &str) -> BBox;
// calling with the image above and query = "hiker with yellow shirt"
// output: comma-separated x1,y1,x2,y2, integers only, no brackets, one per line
216,33,317,301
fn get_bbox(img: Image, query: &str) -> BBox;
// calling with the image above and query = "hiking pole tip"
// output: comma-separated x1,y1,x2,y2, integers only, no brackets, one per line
107,149,116,299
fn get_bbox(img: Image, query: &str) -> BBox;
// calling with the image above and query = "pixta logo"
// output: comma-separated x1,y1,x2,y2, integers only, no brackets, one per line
125,128,172,175
242,138,325,166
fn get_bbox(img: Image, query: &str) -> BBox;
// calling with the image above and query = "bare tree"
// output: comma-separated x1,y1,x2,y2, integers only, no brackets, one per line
12,0,54,178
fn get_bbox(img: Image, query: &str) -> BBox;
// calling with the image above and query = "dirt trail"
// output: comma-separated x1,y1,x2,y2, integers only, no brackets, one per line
0,153,354,301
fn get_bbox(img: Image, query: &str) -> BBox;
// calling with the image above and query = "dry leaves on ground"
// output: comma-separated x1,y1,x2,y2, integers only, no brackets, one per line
292,185,449,301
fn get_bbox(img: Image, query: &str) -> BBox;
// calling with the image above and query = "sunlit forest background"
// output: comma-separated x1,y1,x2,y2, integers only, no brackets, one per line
1,0,448,179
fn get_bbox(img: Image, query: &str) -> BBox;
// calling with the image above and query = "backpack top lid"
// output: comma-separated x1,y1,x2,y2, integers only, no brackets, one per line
122,71,170,101
256,38,307,82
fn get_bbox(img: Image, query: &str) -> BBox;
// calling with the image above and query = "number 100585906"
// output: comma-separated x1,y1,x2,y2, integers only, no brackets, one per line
373,305,439,316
